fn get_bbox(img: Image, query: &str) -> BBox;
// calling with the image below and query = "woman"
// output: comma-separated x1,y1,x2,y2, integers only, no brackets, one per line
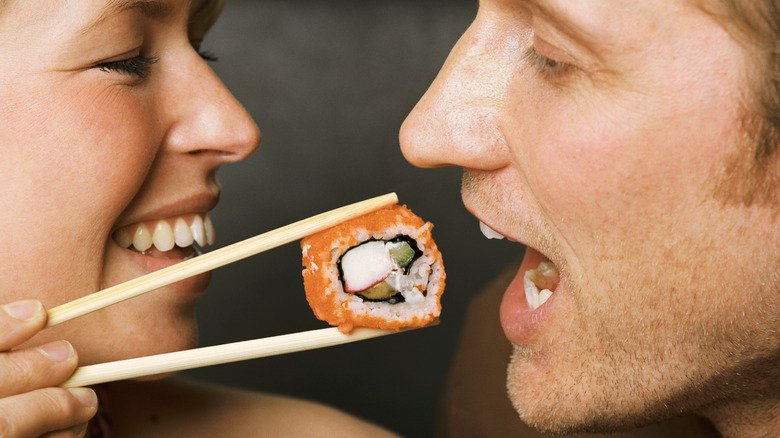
0,0,395,436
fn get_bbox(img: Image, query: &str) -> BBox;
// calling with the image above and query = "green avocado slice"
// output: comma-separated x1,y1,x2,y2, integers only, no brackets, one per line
388,241,415,268
359,281,398,300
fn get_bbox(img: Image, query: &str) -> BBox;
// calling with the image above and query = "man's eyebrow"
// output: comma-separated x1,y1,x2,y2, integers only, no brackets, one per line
524,0,592,42
79,0,172,35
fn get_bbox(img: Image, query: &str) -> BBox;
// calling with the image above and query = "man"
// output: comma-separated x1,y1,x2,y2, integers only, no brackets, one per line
400,1,779,437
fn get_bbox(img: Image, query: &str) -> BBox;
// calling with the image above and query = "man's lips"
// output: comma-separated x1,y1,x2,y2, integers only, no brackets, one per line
471,210,563,344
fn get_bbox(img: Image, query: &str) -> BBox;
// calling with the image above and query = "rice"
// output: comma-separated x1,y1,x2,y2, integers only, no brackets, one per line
301,205,445,333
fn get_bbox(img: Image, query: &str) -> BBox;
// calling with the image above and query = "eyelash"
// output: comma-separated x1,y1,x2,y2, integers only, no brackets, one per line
524,46,574,78
95,48,218,79
197,49,219,62
97,56,158,79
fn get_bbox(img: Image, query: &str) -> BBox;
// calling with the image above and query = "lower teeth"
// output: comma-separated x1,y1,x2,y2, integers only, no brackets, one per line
137,244,200,260
524,261,558,310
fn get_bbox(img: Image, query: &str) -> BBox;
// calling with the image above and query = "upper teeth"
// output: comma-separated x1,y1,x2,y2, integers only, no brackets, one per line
479,221,505,240
114,214,215,253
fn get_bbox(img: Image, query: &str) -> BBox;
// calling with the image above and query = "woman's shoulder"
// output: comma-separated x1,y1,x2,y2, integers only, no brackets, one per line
102,378,398,437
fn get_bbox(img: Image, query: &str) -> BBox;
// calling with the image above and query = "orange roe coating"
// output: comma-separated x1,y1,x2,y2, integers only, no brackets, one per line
301,204,445,333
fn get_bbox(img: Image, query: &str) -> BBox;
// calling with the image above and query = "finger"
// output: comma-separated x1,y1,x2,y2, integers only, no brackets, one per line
41,422,89,438
0,387,97,437
0,341,78,398
0,300,47,351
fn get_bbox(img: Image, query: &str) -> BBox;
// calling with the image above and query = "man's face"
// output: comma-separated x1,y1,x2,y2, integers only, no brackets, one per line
401,0,779,433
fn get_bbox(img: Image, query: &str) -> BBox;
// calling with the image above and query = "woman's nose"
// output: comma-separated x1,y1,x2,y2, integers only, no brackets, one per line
162,47,261,163
400,19,517,171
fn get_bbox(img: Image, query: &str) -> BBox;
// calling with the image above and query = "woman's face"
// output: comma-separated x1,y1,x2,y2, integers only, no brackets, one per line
0,0,259,364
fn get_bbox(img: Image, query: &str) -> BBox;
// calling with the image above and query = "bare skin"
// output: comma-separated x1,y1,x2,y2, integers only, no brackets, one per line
401,0,779,437
0,303,96,436
0,1,396,435
439,263,720,438
106,379,397,437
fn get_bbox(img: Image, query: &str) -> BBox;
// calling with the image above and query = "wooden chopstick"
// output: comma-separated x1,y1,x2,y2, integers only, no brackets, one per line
63,327,410,388
47,193,399,327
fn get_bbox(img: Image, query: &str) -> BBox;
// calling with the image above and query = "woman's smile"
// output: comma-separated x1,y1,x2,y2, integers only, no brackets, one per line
0,0,259,365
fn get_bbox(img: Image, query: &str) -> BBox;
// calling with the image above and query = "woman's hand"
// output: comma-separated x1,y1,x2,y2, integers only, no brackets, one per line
0,300,97,437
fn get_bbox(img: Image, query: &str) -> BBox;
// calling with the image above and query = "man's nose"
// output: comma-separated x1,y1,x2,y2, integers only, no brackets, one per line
162,46,261,163
400,20,511,171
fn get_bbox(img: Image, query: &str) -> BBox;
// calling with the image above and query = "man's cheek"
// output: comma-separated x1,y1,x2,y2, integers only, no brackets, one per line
526,142,626,239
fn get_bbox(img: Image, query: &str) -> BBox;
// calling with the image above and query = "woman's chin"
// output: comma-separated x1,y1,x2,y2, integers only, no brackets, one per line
82,331,199,366
74,304,200,366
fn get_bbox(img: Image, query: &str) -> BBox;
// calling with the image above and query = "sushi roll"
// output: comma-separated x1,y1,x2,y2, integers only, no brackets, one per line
301,204,445,333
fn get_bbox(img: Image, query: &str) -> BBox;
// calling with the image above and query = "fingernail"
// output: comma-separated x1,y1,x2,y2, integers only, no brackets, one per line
2,300,42,321
37,340,74,362
68,387,97,409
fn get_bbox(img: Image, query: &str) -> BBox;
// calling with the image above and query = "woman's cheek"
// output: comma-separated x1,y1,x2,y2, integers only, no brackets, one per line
57,82,159,216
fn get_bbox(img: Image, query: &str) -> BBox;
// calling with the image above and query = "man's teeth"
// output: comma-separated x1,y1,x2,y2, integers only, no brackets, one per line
114,214,215,253
524,261,559,310
479,221,505,240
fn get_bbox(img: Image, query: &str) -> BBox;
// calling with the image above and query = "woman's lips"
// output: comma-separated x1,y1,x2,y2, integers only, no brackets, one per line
113,238,211,295
111,213,216,293
500,247,561,345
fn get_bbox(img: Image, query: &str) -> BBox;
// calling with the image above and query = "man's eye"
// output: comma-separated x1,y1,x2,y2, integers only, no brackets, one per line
524,46,575,78
96,56,158,79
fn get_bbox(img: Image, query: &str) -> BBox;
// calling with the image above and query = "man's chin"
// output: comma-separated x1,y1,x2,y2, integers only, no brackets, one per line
505,347,576,435
505,346,642,435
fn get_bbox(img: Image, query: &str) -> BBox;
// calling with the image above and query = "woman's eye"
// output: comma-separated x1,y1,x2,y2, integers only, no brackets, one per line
524,46,575,79
96,56,158,79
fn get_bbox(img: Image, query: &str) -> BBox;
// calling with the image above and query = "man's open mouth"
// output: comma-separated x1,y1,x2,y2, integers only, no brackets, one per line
112,214,215,260
480,221,560,310
523,258,559,310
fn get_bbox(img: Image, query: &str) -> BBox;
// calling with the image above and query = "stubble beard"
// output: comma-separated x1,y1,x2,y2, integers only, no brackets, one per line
505,265,778,435
461,170,780,435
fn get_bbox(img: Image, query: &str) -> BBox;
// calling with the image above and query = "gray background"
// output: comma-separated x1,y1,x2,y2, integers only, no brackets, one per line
184,1,519,436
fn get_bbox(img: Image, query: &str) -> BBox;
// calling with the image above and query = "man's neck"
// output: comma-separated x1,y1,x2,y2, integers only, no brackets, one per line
706,398,780,438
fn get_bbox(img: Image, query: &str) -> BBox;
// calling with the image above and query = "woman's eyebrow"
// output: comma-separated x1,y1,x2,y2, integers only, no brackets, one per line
79,0,171,35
